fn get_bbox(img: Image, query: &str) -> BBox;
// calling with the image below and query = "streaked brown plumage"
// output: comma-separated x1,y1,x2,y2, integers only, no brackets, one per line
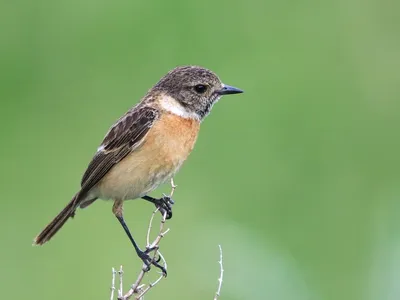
34,66,243,274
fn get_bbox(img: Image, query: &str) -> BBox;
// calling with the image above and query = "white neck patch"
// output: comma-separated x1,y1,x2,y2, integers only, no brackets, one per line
159,95,201,121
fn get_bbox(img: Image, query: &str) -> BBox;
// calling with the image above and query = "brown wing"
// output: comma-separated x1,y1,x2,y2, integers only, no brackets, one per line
78,106,159,198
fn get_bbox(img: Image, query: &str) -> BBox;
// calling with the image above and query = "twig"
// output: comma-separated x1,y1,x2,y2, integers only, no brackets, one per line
118,265,123,299
110,180,175,300
146,207,159,247
213,245,224,300
170,178,177,196
110,268,116,300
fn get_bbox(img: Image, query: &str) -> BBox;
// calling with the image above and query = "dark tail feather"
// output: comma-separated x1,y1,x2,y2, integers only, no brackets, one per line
33,194,78,245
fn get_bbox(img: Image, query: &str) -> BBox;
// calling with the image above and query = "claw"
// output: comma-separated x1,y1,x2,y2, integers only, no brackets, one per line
138,250,167,276
162,194,175,205
155,196,174,219
167,197,175,205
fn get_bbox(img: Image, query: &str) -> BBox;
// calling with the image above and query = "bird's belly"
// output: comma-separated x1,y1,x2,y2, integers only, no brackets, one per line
95,150,180,201
94,113,200,201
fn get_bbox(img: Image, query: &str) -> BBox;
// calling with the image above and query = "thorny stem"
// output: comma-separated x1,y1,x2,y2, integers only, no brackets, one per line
213,245,224,300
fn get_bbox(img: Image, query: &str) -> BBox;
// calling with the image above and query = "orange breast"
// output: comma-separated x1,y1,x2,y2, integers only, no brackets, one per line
95,112,200,200
145,112,200,172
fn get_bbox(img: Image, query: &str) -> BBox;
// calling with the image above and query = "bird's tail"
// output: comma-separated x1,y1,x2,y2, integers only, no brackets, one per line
33,194,78,245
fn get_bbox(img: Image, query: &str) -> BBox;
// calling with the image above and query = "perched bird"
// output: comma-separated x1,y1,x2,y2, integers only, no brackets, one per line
34,66,243,274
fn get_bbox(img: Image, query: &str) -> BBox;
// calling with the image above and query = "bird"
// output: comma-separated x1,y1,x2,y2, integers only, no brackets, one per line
33,66,243,274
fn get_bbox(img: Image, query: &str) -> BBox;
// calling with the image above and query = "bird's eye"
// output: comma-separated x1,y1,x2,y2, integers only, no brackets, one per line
194,84,208,94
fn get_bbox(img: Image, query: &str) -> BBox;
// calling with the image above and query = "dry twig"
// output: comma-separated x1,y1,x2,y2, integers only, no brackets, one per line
110,179,176,300
213,245,224,300
110,268,116,300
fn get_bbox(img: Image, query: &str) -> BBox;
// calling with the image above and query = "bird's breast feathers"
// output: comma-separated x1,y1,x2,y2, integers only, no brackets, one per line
95,108,200,201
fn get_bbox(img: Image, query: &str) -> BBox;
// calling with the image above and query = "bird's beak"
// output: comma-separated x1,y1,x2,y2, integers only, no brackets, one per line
217,84,244,95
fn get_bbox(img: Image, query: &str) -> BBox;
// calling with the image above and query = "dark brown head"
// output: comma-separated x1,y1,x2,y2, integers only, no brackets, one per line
152,66,243,120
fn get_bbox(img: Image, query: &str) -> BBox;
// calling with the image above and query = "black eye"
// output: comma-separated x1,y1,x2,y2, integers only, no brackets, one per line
194,84,207,94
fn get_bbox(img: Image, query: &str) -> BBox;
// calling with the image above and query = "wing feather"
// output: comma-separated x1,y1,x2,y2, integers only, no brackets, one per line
78,106,159,198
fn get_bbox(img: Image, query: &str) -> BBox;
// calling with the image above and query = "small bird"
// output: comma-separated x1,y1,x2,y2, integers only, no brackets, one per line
34,66,243,274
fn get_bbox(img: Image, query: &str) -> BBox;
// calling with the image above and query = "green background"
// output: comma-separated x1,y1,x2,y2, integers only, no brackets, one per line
1,0,399,299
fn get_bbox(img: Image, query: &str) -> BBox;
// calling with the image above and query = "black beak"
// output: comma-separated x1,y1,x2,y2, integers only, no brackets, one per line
217,85,243,95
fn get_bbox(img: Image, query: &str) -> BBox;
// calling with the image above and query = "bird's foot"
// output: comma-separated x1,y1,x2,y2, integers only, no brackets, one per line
138,249,167,276
155,195,174,220
142,195,174,219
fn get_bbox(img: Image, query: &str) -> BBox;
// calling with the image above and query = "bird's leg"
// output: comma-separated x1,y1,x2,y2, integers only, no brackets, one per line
141,195,174,219
112,200,167,276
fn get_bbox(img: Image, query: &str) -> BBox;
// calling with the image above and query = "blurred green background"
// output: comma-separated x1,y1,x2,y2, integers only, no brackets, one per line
1,0,400,299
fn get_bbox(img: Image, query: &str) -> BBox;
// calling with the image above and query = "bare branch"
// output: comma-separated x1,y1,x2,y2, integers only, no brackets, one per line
146,207,159,247
213,245,224,300
118,266,123,299
170,178,177,196
110,268,116,300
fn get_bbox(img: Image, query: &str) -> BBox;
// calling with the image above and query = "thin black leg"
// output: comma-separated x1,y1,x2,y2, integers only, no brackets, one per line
142,195,157,203
115,215,142,255
142,195,174,219
115,215,167,276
